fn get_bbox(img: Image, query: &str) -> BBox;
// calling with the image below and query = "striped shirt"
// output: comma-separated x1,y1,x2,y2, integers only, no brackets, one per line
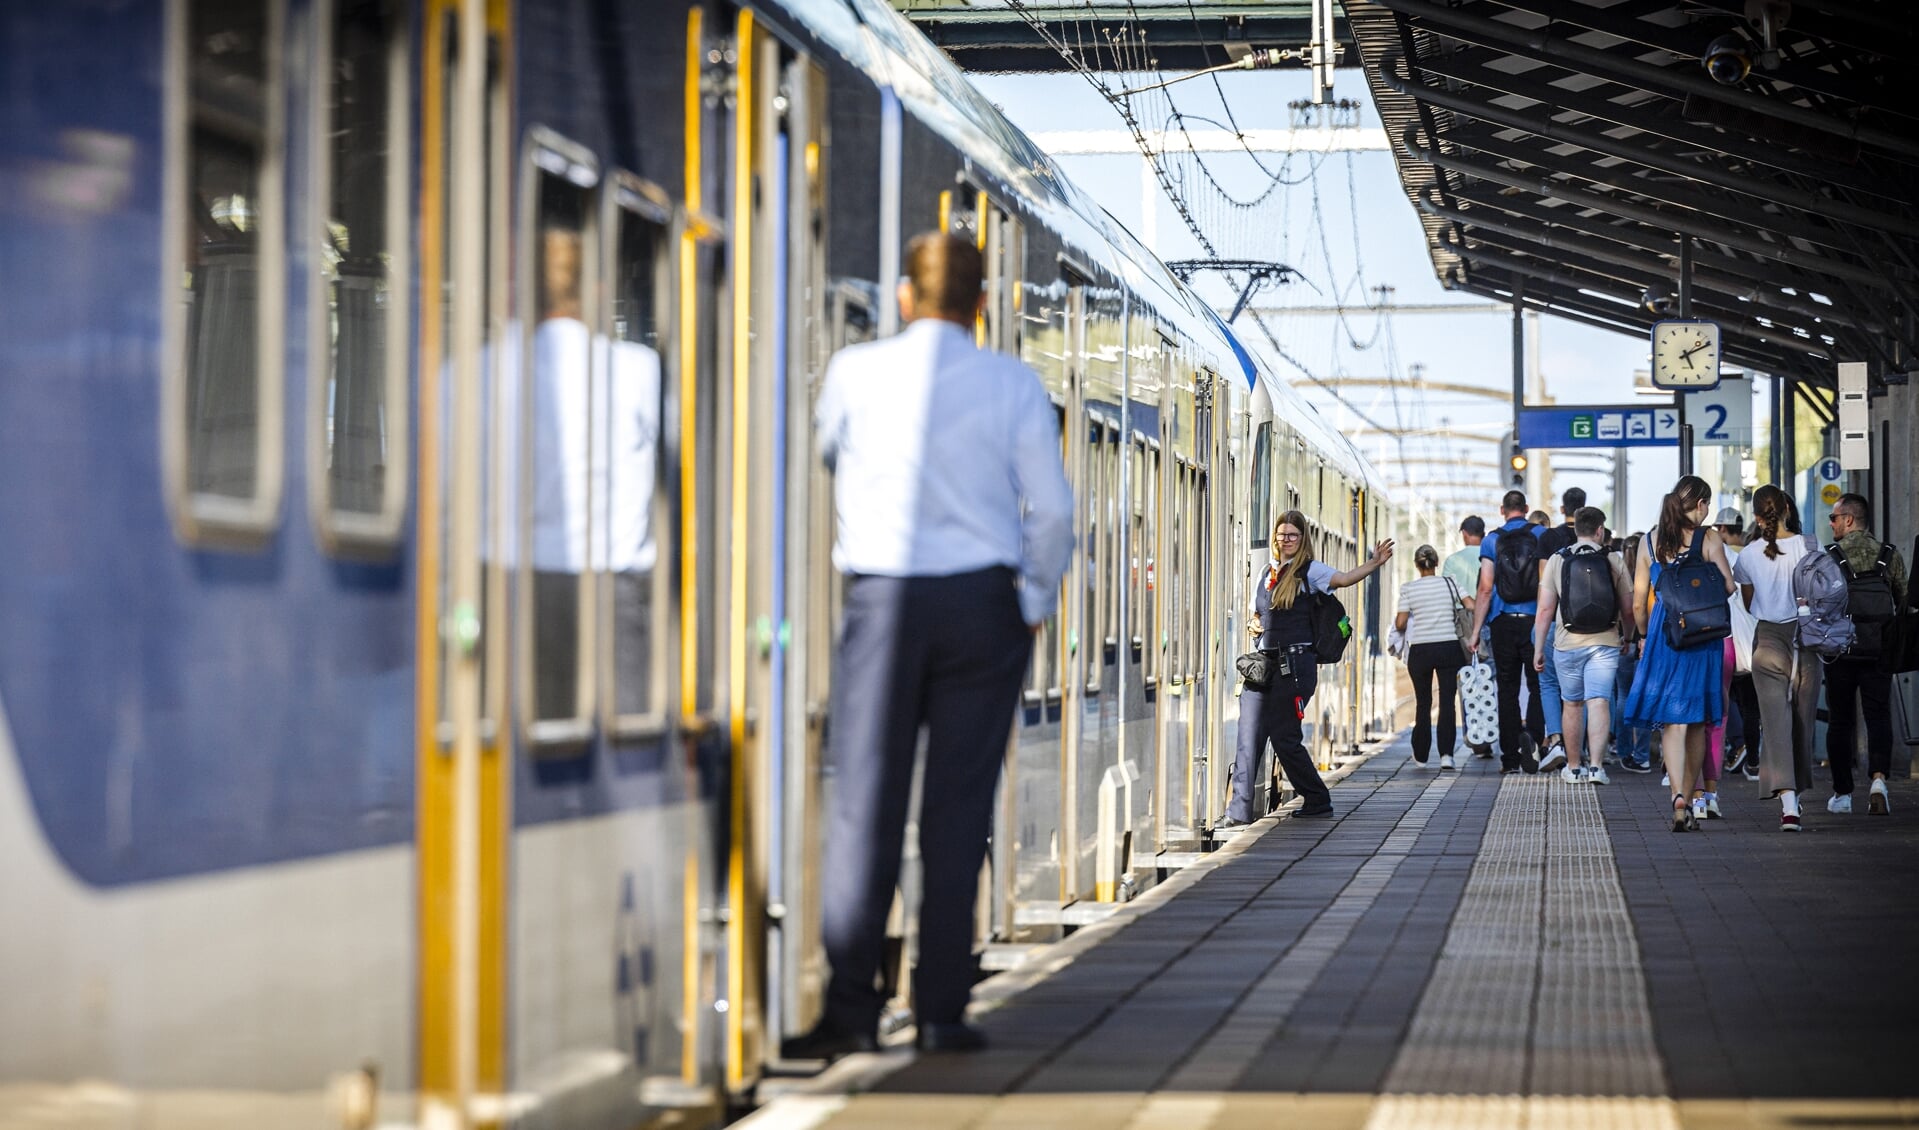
1397,573,1464,646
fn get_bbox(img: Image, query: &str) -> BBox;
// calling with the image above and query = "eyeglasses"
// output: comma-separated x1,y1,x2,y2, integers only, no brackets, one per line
1829,513,1848,524
1277,532,1303,541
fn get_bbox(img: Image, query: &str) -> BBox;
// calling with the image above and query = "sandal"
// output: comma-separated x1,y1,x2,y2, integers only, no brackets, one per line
1671,795,1692,834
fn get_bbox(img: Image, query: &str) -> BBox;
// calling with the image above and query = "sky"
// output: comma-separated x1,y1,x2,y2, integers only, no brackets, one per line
969,64,1767,535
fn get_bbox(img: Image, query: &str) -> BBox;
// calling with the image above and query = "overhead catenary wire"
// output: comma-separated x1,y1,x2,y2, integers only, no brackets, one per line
997,0,1505,504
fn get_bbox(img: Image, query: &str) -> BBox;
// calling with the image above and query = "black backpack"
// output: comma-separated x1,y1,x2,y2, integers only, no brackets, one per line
1493,523,1542,604
1307,590,1352,664
1558,545,1617,635
1835,542,1899,661
1656,526,1731,651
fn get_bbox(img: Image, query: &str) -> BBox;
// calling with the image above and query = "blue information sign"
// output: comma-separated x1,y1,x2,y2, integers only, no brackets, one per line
1518,405,1680,449
1817,458,1843,482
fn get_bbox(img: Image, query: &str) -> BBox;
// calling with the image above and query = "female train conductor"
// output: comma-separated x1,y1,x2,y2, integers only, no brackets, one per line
1219,511,1394,829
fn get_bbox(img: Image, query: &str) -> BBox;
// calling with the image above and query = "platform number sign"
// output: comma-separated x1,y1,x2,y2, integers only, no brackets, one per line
1682,377,1752,447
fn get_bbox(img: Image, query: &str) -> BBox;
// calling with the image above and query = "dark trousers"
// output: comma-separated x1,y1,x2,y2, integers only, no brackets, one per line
1227,659,1328,821
1490,613,1543,769
821,567,1029,1033
1728,671,1759,761
1825,658,1895,796
1408,640,1465,761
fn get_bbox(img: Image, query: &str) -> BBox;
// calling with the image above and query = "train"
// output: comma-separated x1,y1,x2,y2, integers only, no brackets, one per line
0,0,1443,1125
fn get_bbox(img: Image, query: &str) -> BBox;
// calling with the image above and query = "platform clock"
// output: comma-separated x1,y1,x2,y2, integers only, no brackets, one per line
1650,319,1721,390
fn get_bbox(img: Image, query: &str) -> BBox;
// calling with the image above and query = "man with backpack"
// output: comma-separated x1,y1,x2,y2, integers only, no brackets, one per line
1821,494,1908,815
1531,507,1635,784
1469,490,1548,773
1533,487,1586,772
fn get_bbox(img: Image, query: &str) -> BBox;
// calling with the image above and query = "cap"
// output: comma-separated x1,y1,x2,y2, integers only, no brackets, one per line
1713,507,1743,526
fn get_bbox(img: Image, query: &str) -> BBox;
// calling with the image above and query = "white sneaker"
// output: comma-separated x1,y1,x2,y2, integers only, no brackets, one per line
1661,773,1670,787
1439,755,1456,771
1705,796,1723,819
1587,766,1610,785
1538,742,1568,774
1692,797,1708,822
1828,793,1853,814
1870,779,1891,815
1560,765,1582,783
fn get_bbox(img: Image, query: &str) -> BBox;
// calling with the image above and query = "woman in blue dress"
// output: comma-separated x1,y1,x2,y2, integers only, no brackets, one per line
1622,475,1736,832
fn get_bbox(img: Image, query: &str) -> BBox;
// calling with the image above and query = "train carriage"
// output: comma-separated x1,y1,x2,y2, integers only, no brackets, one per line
0,0,1431,1125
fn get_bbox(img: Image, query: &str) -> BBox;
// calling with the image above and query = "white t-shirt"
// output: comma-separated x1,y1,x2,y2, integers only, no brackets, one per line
1397,573,1462,646
1732,532,1816,623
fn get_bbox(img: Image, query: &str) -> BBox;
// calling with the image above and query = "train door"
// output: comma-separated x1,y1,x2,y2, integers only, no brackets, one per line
1035,273,1090,906
1191,371,1218,828
767,46,831,1066
710,10,829,1093
416,0,509,1120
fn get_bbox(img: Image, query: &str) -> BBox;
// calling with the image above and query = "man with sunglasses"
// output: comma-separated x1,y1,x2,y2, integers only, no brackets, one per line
1823,494,1908,815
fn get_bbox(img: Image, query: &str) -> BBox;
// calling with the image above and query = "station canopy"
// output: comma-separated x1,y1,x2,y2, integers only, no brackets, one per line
890,0,1355,73
1342,0,1917,394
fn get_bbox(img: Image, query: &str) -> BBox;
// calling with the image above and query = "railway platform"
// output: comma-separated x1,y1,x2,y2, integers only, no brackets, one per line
746,737,1919,1129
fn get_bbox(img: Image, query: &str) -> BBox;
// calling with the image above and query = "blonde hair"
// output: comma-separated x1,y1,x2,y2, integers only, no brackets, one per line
1269,510,1316,611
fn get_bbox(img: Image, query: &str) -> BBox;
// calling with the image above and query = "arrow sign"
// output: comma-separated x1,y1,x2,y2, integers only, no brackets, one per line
1518,405,1679,449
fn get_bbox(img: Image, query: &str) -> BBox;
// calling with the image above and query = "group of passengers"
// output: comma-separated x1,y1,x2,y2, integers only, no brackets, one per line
1377,480,1910,834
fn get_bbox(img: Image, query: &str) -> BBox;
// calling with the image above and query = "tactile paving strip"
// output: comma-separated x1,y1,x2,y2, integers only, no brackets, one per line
1367,776,1678,1130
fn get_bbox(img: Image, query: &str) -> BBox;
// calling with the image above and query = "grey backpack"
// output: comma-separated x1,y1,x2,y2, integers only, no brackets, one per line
1793,535,1856,657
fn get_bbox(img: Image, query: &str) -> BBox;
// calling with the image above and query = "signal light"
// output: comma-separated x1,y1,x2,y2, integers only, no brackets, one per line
1509,452,1528,472
1508,445,1527,487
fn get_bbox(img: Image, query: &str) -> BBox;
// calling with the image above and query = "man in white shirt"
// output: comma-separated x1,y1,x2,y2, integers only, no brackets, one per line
785,233,1074,1062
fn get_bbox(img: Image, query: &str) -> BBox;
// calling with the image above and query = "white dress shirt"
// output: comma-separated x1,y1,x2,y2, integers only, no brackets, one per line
815,318,1075,624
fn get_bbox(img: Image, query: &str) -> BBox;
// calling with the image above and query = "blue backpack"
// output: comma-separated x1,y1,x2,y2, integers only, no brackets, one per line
1655,527,1730,651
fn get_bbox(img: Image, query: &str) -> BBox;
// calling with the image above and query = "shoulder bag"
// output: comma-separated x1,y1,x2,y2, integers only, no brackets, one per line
1442,576,1474,652
1235,649,1272,691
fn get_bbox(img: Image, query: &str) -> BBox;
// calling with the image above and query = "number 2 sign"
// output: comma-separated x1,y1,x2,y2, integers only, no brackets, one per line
1683,377,1753,448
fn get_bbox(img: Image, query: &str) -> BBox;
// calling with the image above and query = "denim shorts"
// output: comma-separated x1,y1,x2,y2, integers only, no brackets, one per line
1555,643,1620,703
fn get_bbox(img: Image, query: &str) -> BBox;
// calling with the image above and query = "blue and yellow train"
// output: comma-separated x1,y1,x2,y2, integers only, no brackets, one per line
0,0,1442,1124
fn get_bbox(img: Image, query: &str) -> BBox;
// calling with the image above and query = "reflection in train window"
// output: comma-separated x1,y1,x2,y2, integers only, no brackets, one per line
606,190,669,730
171,0,285,540
526,158,596,737
318,0,408,542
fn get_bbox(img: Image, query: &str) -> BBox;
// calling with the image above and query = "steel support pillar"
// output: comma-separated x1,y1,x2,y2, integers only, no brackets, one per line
1678,235,1693,478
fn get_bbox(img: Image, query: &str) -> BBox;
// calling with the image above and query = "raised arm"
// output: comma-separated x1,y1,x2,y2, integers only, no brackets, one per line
1329,539,1395,590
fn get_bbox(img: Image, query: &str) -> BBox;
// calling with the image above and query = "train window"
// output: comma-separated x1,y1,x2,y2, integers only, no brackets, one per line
166,0,286,544
1083,419,1105,694
1189,470,1205,675
1140,438,1160,687
522,135,600,745
314,0,409,551
1103,426,1120,652
1249,422,1272,547
605,180,671,733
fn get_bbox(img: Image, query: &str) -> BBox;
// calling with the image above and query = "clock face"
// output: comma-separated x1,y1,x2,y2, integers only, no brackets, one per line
1651,320,1720,389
